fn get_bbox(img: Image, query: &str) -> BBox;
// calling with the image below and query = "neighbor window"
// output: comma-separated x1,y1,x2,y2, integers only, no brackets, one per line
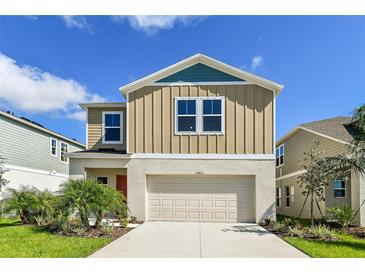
60,142,68,163
285,186,290,207
333,180,346,198
50,138,57,157
276,144,284,167
202,99,223,132
176,99,197,132
175,97,224,134
103,111,123,144
276,187,281,207
97,177,108,185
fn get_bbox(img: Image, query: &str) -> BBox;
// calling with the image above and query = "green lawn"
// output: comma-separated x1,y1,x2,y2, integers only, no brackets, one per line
276,215,365,258
0,218,112,258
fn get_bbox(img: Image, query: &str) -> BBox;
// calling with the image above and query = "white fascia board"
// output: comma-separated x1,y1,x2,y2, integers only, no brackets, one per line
79,102,126,110
131,153,275,160
66,152,131,159
119,53,284,96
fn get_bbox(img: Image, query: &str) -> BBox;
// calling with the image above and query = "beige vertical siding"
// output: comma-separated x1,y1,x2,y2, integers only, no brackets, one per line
276,129,349,177
87,107,126,151
128,84,274,154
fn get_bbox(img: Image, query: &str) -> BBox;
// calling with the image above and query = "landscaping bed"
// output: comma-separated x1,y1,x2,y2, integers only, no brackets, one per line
263,215,365,258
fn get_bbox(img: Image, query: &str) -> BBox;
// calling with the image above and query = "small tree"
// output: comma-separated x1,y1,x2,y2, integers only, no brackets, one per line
1,186,40,224
297,140,347,226
0,154,9,192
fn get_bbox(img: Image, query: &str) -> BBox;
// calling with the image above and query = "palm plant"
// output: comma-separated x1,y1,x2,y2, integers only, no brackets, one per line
1,186,40,224
58,179,97,227
91,185,128,228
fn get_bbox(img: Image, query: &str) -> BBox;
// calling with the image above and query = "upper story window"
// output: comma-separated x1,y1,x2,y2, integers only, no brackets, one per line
60,142,68,163
102,111,123,144
175,97,224,135
50,138,57,157
202,99,222,132
333,180,346,198
176,99,197,132
276,144,284,167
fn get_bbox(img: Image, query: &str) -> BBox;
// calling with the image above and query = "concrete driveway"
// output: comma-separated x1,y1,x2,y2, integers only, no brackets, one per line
90,222,308,258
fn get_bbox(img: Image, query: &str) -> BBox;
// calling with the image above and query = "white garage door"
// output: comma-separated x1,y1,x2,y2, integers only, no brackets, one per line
147,175,255,223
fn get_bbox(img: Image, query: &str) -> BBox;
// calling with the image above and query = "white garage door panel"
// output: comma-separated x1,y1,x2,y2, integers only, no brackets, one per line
147,175,255,223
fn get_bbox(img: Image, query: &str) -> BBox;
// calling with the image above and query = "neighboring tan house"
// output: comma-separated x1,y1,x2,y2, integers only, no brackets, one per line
0,110,85,192
276,116,365,226
68,53,284,223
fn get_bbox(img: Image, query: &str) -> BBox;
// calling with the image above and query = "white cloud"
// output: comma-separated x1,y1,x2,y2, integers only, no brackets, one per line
61,16,91,32
112,16,206,34
0,53,105,122
251,55,264,70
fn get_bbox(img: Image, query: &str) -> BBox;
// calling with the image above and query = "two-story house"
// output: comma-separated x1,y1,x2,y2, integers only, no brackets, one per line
276,117,365,226
0,110,85,192
68,54,284,223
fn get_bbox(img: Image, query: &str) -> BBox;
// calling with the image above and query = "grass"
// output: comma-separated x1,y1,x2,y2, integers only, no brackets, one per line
277,215,365,258
0,218,112,258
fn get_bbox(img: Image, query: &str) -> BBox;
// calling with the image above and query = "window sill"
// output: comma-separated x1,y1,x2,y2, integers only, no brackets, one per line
102,141,123,145
175,132,225,136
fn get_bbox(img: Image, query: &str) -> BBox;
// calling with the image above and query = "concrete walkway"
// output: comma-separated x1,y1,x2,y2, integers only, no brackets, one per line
90,222,308,258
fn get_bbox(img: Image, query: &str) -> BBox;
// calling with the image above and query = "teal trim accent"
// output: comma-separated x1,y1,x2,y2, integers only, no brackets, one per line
156,63,245,83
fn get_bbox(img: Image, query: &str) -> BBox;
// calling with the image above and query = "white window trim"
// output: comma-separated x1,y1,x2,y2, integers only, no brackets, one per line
102,111,123,144
276,144,285,168
60,141,69,164
333,180,346,198
175,96,225,135
50,138,57,157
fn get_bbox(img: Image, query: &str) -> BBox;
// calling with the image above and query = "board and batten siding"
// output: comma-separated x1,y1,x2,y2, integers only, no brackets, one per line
127,84,274,154
0,115,83,175
276,128,348,178
87,107,127,151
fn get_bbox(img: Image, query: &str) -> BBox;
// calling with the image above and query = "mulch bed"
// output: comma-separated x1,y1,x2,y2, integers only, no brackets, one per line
345,226,365,238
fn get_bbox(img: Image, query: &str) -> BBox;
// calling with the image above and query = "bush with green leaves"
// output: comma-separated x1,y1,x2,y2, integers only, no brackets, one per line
100,221,114,236
328,205,355,228
1,186,41,224
271,221,287,233
282,217,302,229
287,226,304,238
304,224,338,241
59,179,128,228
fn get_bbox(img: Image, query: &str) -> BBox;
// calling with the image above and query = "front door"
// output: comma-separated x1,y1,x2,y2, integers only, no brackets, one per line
116,175,127,199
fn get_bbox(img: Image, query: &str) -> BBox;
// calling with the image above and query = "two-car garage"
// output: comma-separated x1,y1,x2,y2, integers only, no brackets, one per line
147,175,255,223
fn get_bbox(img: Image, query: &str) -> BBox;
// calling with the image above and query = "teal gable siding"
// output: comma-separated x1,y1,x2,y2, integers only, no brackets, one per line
156,63,245,83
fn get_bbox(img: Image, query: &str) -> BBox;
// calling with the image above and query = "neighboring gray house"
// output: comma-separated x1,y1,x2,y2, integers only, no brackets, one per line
0,110,85,192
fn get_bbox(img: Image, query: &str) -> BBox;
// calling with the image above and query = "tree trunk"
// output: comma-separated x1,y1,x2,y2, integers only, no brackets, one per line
310,190,314,226
95,210,104,228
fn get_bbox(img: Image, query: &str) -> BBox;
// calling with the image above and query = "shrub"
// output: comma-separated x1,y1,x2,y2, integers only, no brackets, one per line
305,224,338,241
1,186,40,224
282,217,302,229
100,221,114,236
328,205,355,228
271,222,287,233
263,216,276,226
287,226,304,238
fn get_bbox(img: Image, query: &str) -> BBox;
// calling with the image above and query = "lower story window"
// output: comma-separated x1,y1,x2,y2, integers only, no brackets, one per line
97,177,108,185
285,186,290,207
276,187,281,207
333,180,346,198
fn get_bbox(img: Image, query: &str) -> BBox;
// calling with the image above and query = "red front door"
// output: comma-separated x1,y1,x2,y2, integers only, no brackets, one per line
116,175,127,199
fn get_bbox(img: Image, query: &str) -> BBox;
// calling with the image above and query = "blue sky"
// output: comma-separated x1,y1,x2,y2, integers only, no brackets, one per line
0,16,364,144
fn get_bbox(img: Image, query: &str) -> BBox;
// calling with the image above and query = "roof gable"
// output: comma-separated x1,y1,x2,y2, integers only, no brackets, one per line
156,63,245,83
119,54,284,96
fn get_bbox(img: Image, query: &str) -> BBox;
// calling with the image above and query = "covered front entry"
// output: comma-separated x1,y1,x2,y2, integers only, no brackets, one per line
147,175,255,223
